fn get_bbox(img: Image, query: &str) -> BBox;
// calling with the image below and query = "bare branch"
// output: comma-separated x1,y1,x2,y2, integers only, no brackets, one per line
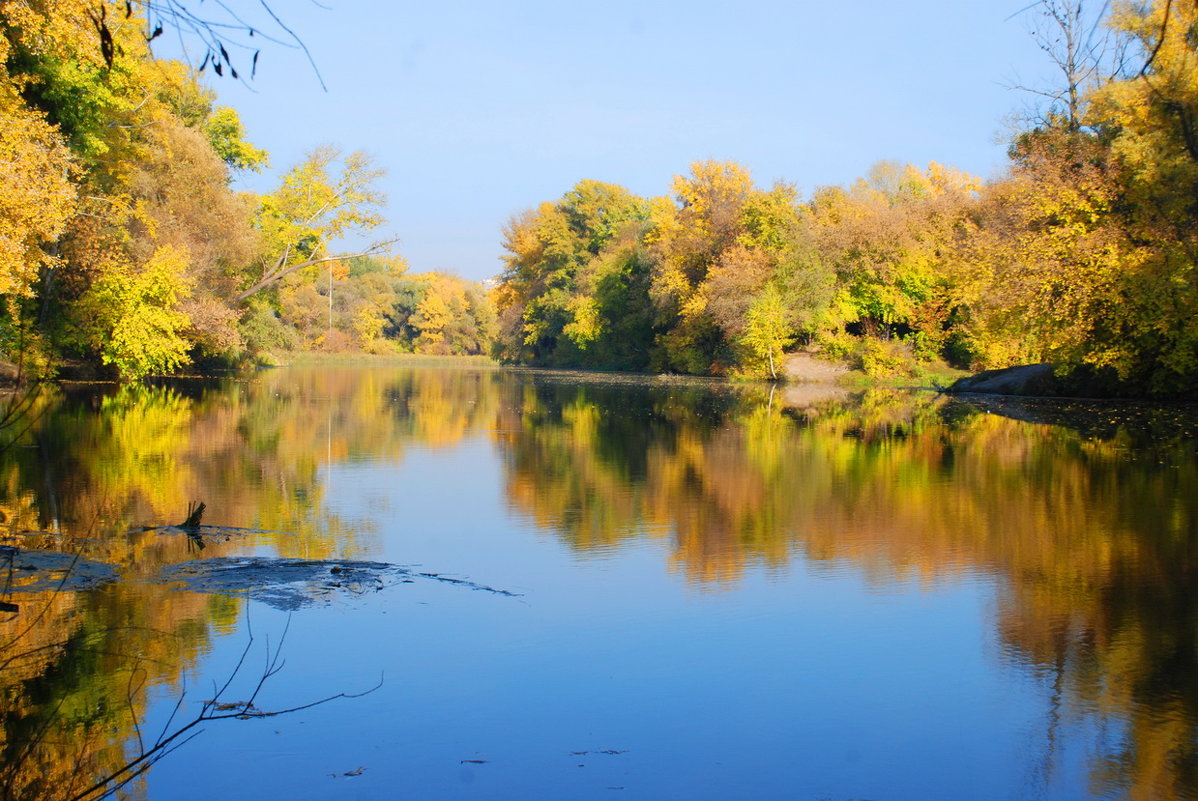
1012,0,1120,129
234,238,401,303
132,0,325,88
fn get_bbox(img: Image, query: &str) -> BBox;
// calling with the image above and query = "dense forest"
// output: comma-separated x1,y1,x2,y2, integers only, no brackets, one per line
493,0,1198,397
2,0,1197,396
0,0,493,381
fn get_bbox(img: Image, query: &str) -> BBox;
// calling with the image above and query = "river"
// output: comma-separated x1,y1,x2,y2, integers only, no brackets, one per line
0,365,1195,800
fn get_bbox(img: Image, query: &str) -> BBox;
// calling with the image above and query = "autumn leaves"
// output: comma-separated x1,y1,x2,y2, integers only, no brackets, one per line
494,0,1198,396
0,2,393,378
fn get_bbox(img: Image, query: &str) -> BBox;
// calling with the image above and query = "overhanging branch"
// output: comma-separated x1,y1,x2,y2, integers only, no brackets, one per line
233,238,400,303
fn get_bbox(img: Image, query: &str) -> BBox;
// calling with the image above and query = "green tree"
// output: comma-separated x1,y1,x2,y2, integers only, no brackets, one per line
495,180,650,366
203,106,269,171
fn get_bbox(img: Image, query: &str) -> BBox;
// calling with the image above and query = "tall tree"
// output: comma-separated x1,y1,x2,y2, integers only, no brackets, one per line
495,180,650,367
1081,0,1198,391
0,0,278,377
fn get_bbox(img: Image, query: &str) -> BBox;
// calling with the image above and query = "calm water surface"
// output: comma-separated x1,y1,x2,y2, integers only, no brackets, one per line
1,366,1196,800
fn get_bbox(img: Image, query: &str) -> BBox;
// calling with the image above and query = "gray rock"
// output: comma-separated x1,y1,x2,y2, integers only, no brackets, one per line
946,363,1060,396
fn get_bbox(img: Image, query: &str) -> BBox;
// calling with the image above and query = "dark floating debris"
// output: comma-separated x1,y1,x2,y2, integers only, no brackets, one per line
206,700,260,713
0,513,520,610
412,570,520,596
158,556,519,611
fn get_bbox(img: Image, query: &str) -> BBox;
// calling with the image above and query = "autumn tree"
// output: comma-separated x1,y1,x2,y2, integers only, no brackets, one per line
803,161,981,367
0,1,276,377
69,245,196,377
1076,0,1198,392
0,88,75,308
945,129,1129,370
646,161,757,372
249,255,494,358
961,0,1198,395
236,146,392,303
741,284,793,380
496,164,840,378
495,180,652,368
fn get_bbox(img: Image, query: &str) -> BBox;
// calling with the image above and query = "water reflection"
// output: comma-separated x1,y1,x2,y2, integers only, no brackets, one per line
0,368,504,800
0,367,1194,800
501,380,1198,799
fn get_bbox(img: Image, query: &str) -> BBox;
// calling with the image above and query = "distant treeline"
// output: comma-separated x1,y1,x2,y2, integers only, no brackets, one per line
494,0,1198,397
246,255,495,358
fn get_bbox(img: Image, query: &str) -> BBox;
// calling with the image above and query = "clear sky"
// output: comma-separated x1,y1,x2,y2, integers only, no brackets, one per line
185,0,1056,281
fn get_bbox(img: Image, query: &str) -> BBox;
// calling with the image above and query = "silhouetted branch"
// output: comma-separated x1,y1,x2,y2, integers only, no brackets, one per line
62,616,382,801
87,0,327,89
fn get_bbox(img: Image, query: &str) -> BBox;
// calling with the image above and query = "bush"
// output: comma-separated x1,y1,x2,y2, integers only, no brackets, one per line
316,329,355,353
858,338,916,378
239,304,300,356
815,329,859,361
903,330,941,363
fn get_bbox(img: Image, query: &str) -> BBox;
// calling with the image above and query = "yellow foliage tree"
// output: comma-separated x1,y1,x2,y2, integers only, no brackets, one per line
0,97,75,300
411,277,458,354
72,244,195,379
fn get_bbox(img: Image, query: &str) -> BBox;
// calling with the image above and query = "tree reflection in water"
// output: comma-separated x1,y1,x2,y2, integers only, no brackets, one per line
497,379,1198,799
0,368,1193,799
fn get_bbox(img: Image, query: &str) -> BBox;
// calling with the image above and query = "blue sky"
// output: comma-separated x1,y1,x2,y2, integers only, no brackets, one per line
188,0,1055,281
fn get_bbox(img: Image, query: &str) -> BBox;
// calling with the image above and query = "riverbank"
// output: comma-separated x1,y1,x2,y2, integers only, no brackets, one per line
782,349,966,389
944,362,1196,401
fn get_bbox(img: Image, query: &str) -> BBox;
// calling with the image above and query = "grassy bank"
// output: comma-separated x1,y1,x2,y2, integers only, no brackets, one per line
273,352,500,369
